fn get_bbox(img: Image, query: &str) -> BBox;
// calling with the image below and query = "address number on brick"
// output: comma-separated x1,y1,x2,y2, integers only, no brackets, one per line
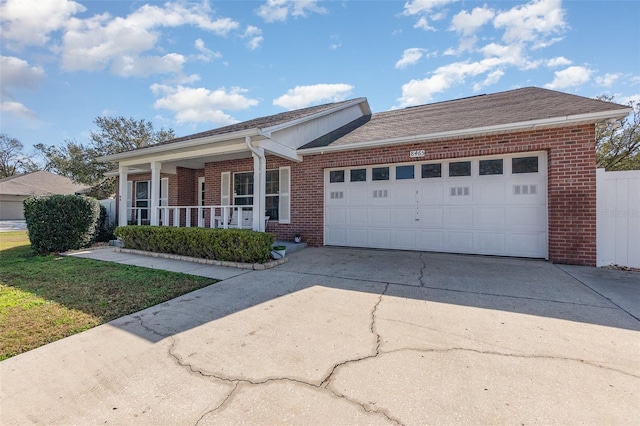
410,150,425,158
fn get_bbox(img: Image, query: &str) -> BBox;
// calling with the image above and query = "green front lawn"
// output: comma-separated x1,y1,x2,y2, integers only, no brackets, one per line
0,231,216,360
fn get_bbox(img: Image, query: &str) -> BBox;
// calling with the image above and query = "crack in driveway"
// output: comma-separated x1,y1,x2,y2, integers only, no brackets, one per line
283,269,620,310
379,347,640,379
161,267,636,425
194,382,238,426
166,283,404,425
418,253,427,287
132,314,169,339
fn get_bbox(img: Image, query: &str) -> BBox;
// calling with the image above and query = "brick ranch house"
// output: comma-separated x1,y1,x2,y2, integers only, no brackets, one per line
101,87,630,266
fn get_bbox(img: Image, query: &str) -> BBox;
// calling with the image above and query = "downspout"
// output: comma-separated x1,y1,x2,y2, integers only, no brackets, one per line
245,136,266,231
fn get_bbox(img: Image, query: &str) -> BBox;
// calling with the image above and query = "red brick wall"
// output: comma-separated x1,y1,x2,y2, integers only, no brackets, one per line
277,124,596,265
117,123,597,265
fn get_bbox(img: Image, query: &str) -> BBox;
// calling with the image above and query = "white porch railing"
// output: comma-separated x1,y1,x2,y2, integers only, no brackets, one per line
156,205,255,229
124,205,266,230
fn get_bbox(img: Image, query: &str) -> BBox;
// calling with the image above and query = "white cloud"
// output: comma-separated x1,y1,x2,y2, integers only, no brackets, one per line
111,53,186,78
414,16,436,31
0,56,45,94
257,0,326,23
403,0,456,31
546,56,572,67
396,0,572,107
243,26,264,50
544,66,592,90
395,48,429,69
273,84,354,110
0,56,44,119
450,6,495,36
396,55,517,107
60,2,240,76
194,39,222,62
473,69,505,91
618,94,640,106
0,0,85,49
1,101,37,119
595,73,621,87
493,0,566,46
150,84,259,125
403,0,457,16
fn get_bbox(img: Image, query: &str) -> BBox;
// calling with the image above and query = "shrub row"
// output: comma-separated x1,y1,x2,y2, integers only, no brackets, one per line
24,194,101,254
114,226,274,264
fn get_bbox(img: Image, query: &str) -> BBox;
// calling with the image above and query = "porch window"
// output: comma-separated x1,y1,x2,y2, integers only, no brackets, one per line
233,169,283,221
233,172,254,206
133,179,167,223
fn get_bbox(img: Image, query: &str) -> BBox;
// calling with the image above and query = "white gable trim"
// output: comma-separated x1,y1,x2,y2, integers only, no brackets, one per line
260,98,369,136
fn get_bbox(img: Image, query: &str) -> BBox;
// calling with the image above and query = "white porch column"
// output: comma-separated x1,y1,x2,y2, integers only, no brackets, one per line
118,165,129,227
251,148,266,231
150,161,161,226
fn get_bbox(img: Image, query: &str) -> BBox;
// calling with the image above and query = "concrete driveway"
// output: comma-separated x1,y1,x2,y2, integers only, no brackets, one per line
1,248,639,425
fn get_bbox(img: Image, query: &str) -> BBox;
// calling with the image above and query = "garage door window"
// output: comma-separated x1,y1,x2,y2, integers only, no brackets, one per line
350,169,366,182
479,159,503,175
372,167,390,181
330,170,345,183
396,165,414,180
449,161,471,177
421,163,441,178
512,156,539,174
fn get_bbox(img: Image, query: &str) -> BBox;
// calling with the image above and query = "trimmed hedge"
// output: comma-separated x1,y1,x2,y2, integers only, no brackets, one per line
114,226,274,264
23,194,101,254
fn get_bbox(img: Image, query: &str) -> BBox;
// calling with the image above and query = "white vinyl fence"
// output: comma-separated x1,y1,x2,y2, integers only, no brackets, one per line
596,169,640,268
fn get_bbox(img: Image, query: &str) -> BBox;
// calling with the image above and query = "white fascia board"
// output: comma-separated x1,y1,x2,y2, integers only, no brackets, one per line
104,165,177,177
259,98,369,137
104,168,150,177
298,108,632,155
98,128,260,162
117,140,248,167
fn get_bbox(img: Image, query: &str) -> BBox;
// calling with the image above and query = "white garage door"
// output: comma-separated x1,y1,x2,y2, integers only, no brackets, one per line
324,152,548,258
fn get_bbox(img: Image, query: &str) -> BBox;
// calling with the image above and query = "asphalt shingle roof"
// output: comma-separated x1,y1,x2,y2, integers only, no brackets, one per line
157,98,362,146
300,87,628,149
0,171,90,196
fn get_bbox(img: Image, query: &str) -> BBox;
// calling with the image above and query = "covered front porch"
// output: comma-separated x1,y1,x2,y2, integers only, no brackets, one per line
104,131,301,233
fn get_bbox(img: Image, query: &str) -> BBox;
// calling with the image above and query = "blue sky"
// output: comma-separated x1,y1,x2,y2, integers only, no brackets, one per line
2,0,639,152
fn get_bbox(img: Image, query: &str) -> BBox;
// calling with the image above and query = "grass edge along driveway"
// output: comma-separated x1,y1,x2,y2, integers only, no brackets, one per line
0,231,216,360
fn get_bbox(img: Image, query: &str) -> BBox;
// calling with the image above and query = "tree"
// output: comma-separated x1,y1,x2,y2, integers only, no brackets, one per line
595,95,640,171
37,117,175,198
0,134,39,178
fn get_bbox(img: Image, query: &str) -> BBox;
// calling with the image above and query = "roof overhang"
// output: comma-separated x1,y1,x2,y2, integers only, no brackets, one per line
98,128,260,163
298,107,632,155
98,98,369,166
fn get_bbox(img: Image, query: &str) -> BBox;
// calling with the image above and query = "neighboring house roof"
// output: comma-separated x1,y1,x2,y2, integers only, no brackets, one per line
0,171,90,196
300,87,631,150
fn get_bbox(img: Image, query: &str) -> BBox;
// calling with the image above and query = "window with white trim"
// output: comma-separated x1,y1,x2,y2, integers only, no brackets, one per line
230,168,290,222
134,179,168,222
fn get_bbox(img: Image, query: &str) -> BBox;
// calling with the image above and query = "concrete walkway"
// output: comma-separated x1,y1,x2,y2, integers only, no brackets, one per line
1,247,639,425
0,220,27,232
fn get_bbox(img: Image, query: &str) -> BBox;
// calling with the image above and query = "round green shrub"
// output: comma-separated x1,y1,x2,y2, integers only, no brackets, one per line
23,194,101,254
